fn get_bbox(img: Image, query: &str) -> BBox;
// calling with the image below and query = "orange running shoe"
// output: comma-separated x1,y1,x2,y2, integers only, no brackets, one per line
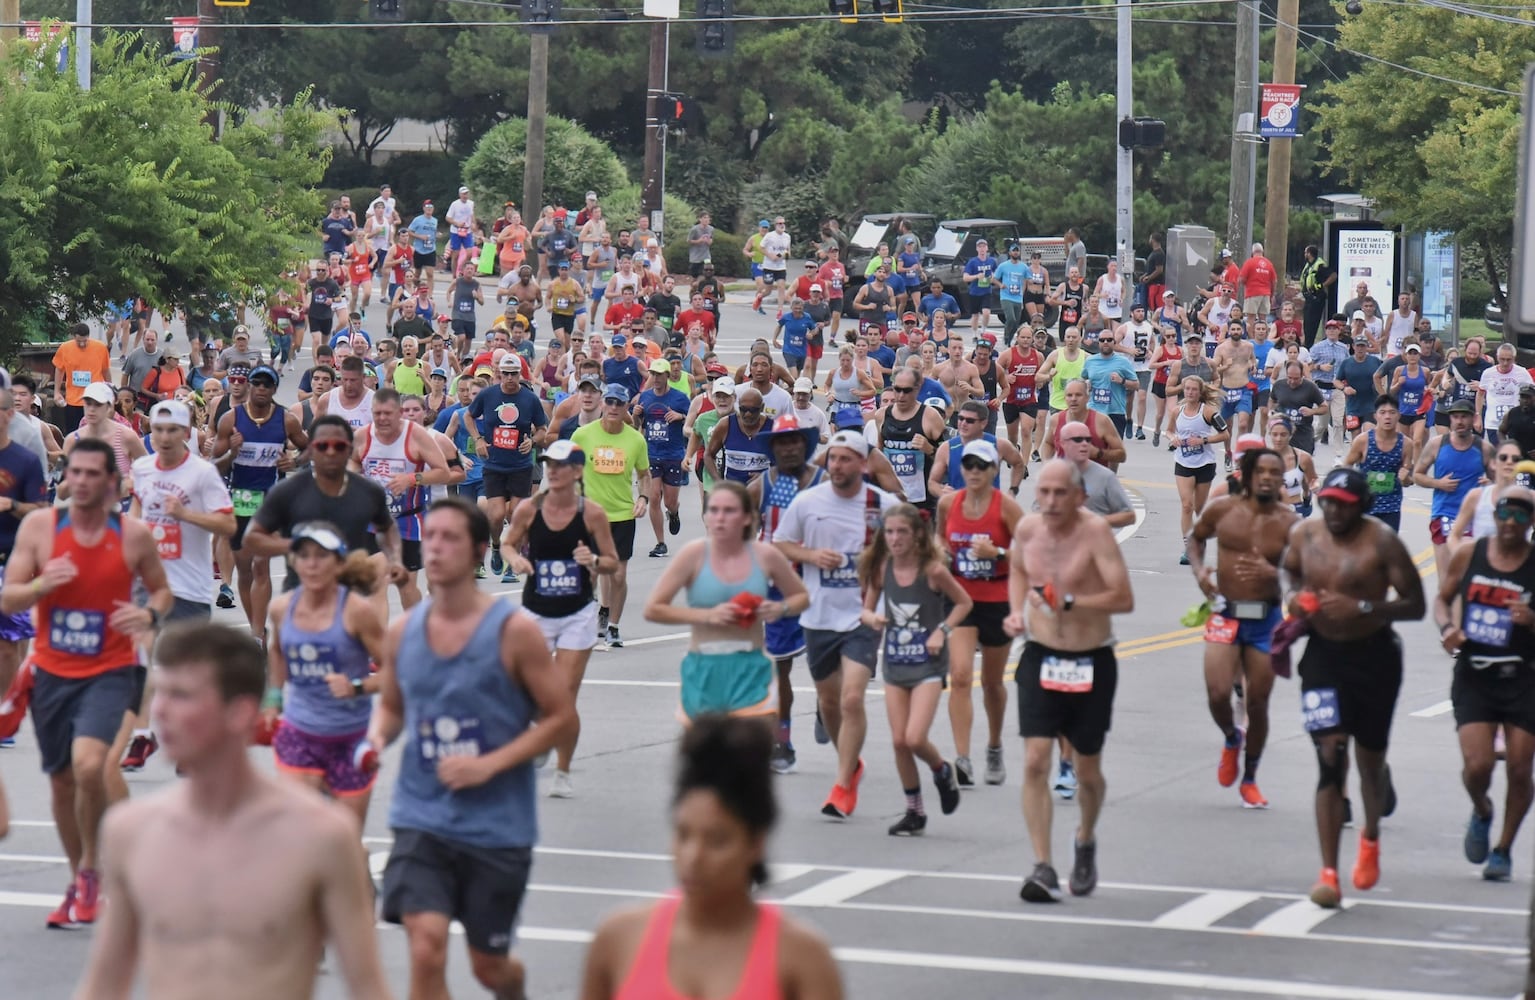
1353,834,1380,891
1309,867,1341,908
45,883,76,929
821,784,851,819
848,757,866,813
1239,781,1268,809
72,868,101,924
1218,728,1244,787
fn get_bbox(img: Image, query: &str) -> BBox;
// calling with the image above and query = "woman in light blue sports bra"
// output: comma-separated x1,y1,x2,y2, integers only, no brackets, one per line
643,482,809,722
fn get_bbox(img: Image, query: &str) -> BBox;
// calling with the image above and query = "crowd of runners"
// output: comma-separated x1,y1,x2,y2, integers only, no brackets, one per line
1,200,1532,997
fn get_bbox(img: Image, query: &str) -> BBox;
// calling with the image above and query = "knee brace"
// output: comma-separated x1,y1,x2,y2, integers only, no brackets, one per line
1315,740,1348,793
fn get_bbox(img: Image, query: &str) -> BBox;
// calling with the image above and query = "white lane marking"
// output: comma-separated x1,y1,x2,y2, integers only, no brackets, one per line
1411,699,1455,718
776,868,905,906
0,853,67,864
1251,899,1352,936
1116,491,1148,545
765,863,817,885
1151,890,1261,929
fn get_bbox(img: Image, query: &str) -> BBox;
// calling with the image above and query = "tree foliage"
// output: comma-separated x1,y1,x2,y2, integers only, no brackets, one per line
461,116,628,213
0,29,335,348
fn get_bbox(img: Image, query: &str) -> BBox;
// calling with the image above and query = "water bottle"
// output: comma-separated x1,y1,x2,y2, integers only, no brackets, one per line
353,739,379,773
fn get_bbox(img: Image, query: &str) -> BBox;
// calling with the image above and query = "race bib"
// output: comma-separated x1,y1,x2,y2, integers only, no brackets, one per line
150,520,182,561
592,446,626,475
231,488,265,518
1203,613,1239,645
954,545,996,581
1092,385,1112,407
1494,404,1512,424
418,716,483,766
1179,442,1203,461
645,419,670,443
283,641,338,686
236,442,284,468
1365,470,1397,495
535,559,581,598
1301,687,1340,732
1039,654,1093,693
457,299,473,313
1015,385,1035,404
556,297,572,310
48,608,105,657
885,626,930,665
1223,387,1244,404
823,553,861,589
1464,603,1514,648
1006,278,1023,296
492,425,520,451
1400,390,1421,411
71,370,91,388
886,449,919,479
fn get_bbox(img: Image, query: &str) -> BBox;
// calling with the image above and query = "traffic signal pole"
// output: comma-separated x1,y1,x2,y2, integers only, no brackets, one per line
640,19,669,233
1115,0,1134,278
523,31,549,215
1263,0,1300,273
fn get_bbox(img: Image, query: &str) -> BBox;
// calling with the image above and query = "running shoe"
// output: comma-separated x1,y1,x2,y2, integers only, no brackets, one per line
649,542,668,558
1152,430,1161,446
1179,551,1190,565
1069,839,1098,897
607,625,624,648
598,606,610,636
821,783,852,819
216,584,235,609
1054,760,1078,800
1135,428,1147,441
501,567,518,585
954,754,975,787
0,737,13,748
1382,765,1398,817
1484,846,1513,881
475,564,487,580
888,809,926,836
490,546,505,576
120,733,159,771
45,884,77,929
1353,833,1380,890
770,742,797,774
935,761,961,815
1031,450,1041,462
1238,781,1268,809
813,707,830,745
1309,867,1341,908
1465,807,1494,864
1225,452,1233,470
1019,862,1063,903
846,758,865,815
548,771,574,799
984,745,1006,785
1218,727,1244,787
72,868,101,924
667,509,681,536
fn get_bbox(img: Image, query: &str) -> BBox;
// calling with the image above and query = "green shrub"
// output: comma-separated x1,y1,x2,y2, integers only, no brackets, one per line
601,184,695,245
376,151,468,210
462,117,627,215
662,228,746,278
1462,275,1493,318
739,175,827,259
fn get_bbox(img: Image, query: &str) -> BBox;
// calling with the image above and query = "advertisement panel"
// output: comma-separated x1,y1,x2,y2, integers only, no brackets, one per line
1334,227,1397,315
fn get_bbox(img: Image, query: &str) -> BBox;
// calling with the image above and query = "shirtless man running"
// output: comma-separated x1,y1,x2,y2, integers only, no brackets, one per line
1212,323,1257,468
1280,466,1425,907
73,624,393,1000
1187,448,1299,809
1004,459,1135,902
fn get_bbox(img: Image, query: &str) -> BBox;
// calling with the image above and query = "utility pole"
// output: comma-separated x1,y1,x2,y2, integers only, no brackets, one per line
197,0,221,133
1263,0,1300,274
1225,0,1259,261
523,32,549,215
75,0,90,89
1115,0,1134,278
640,20,670,235
1,0,19,45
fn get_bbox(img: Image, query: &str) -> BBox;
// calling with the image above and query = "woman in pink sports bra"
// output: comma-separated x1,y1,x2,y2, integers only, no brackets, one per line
580,717,843,1000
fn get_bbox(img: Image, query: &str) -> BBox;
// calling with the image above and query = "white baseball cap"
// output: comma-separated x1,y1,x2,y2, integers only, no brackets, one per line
961,439,999,465
793,377,815,394
711,377,737,398
827,430,870,458
148,401,192,428
83,382,117,405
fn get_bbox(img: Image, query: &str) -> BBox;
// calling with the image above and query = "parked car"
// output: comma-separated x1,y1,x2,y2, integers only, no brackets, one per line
922,219,1022,315
841,213,937,296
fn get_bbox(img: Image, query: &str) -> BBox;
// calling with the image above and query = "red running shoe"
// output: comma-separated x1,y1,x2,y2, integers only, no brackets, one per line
820,784,851,819
45,883,76,929
72,868,101,924
1353,834,1380,891
1309,867,1341,908
1218,728,1244,788
120,732,158,771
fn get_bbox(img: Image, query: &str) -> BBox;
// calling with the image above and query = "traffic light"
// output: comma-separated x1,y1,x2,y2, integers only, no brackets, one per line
657,93,701,135
696,0,733,58
521,0,562,33
869,0,901,22
829,0,857,23
1118,116,1166,150
371,0,403,19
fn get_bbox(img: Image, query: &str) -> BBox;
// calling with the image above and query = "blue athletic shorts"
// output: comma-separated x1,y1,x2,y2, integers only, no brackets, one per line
1219,386,1254,420
765,582,804,659
448,231,475,252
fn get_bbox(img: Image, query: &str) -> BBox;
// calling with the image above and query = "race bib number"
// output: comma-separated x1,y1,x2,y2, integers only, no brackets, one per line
886,449,919,479
457,299,473,313
1301,688,1340,733
954,546,996,581
1365,470,1397,495
48,608,105,657
1179,442,1203,461
535,559,581,598
1223,387,1244,404
71,370,91,388
823,553,861,589
284,641,337,686
150,520,182,561
1092,385,1112,407
885,626,930,665
1400,390,1421,411
236,442,284,468
1494,404,1512,424
1039,654,1093,693
556,297,572,310
1203,613,1239,645
592,446,626,475
645,419,670,443
492,425,520,451
1464,603,1514,648
231,488,265,518
418,716,483,765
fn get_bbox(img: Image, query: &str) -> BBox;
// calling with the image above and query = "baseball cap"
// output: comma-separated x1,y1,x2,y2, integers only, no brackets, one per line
833,407,866,430
498,354,524,373
758,219,771,228
1163,290,1177,301
558,260,571,269
602,384,632,403
249,365,279,385
1404,343,1421,355
961,439,999,466
585,190,597,200
554,208,568,219
148,400,192,428
83,382,117,405
1317,467,1370,505
1220,248,1233,258
711,377,736,397
793,377,815,394
1352,310,1367,321
1353,336,1372,346
633,336,649,347
474,364,495,377
1233,433,1266,455
611,334,628,347
1446,397,1476,414
809,283,823,292
430,366,449,379
458,186,469,195
976,239,988,247
541,439,586,465
1520,384,1535,397
578,373,604,391
827,429,870,457
902,311,919,322
648,358,671,374
290,522,348,556
1324,319,1344,329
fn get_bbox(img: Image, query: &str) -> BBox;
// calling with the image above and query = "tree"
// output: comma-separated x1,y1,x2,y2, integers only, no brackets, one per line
461,116,628,213
0,29,335,347
1314,2,1530,298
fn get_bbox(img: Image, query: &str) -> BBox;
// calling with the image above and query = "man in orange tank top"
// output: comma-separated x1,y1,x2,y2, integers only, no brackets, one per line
0,437,171,927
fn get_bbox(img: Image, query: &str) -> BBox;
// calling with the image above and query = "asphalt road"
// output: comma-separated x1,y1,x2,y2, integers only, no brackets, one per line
0,288,1529,999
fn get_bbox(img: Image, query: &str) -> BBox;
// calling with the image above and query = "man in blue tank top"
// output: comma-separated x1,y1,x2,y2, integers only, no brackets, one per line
368,496,575,1000
1415,398,1495,579
1341,396,1417,533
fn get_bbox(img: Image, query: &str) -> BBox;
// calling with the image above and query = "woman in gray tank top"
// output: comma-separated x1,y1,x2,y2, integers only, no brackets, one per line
857,503,973,835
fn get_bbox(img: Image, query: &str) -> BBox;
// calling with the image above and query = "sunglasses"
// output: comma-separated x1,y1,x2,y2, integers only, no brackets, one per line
890,386,915,394
960,458,994,471
603,398,627,406
225,376,248,384
1065,436,1093,443
956,416,981,424
1496,505,1534,525
737,406,763,415
311,440,350,454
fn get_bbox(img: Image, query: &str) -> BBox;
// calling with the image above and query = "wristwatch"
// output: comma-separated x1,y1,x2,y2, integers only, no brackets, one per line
1062,593,1076,612
351,678,366,698
146,607,162,630
1357,600,1374,616
939,623,954,636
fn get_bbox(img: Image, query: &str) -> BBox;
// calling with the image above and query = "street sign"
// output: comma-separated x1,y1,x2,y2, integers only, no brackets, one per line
1510,64,1535,337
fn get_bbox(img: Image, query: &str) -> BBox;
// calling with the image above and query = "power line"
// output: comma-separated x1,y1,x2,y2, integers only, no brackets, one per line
1290,20,1519,95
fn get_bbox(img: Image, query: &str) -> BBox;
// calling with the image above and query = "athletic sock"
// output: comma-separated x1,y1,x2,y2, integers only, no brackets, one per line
1223,728,1242,748
777,719,791,744
905,787,925,817
1242,755,1260,785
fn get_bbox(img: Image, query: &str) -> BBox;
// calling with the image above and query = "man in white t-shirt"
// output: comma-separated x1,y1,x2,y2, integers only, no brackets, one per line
368,184,400,226
1382,293,1419,358
756,217,793,313
122,400,236,769
772,430,898,819
444,186,478,277
1477,343,1535,442
790,378,829,442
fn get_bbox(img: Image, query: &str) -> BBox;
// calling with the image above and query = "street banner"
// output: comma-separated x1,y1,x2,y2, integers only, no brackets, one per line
1260,83,1305,139
171,17,200,60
